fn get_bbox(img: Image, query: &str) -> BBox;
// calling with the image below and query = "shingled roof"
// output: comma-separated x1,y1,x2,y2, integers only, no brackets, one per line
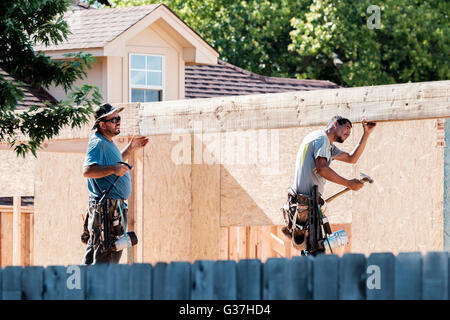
0,67,58,110
34,5,160,51
185,60,339,99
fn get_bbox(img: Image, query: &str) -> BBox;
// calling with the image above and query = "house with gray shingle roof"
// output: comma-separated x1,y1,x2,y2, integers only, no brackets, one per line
33,3,337,105
0,2,338,214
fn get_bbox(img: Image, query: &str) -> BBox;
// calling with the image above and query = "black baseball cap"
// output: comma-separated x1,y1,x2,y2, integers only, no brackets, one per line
92,103,124,130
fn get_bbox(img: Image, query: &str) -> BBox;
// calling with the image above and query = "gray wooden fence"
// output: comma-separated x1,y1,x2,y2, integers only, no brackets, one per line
0,252,448,300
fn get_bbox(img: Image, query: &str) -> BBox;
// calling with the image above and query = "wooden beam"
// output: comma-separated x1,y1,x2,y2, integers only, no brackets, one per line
12,196,22,266
0,139,89,153
0,206,34,214
139,80,450,135
135,148,144,263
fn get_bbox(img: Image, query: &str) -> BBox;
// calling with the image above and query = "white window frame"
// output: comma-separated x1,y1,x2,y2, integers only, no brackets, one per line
129,53,165,103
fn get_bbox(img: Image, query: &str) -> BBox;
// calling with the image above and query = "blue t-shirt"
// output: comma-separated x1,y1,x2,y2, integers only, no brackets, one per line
83,132,131,200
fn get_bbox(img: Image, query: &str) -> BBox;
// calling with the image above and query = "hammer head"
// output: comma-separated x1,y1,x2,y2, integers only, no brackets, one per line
360,172,374,183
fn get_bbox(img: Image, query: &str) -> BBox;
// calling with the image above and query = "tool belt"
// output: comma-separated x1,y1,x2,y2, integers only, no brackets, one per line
81,198,126,250
281,186,325,254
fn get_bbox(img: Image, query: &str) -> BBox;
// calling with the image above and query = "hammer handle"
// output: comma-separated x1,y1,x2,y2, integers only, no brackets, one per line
325,188,350,203
324,178,371,203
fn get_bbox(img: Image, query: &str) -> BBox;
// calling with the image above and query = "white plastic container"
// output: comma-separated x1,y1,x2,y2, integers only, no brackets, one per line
325,229,349,252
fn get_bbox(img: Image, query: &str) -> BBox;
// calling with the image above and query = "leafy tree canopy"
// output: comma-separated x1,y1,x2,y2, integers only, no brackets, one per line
288,0,449,86
0,0,102,156
106,0,449,87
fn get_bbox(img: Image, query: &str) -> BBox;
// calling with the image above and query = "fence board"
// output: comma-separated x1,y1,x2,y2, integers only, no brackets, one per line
394,252,422,300
366,253,395,300
263,258,289,299
237,259,261,300
2,266,23,300
287,256,313,300
422,252,448,300
152,262,167,300
313,254,339,300
213,260,237,299
22,266,44,300
338,254,366,300
191,260,214,299
165,262,190,299
4,252,450,300
110,264,131,300
86,264,111,300
130,263,152,300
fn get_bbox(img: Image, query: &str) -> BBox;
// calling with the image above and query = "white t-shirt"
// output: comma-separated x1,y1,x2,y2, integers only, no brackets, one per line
292,130,343,196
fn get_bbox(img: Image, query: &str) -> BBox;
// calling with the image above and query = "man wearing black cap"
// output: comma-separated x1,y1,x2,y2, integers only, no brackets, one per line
81,103,149,264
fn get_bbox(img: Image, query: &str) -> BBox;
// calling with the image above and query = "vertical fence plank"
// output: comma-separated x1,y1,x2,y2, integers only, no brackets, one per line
191,260,214,299
86,264,111,300
165,262,190,299
263,258,289,300
130,263,152,300
338,254,366,300
2,266,23,300
366,253,395,300
152,262,167,300
422,252,448,300
110,264,131,300
287,256,313,300
394,252,422,300
313,254,339,300
213,260,237,300
237,259,261,300
22,266,44,300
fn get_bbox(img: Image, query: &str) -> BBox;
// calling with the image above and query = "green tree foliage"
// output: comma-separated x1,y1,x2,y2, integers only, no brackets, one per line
108,0,449,87
0,0,102,156
289,0,449,86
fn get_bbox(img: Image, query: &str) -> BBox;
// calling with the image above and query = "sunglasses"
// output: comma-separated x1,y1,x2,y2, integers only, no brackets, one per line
102,116,121,124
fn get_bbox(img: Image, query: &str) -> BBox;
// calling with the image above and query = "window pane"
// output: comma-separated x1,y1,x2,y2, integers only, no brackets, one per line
147,56,162,70
145,90,162,102
131,70,145,85
147,71,162,86
131,55,145,70
131,89,145,102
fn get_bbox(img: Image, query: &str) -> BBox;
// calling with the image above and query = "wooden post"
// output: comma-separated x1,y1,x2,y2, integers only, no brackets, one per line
12,196,22,266
134,148,144,263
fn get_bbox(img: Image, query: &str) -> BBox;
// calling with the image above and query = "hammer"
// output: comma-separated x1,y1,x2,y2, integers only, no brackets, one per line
324,172,374,203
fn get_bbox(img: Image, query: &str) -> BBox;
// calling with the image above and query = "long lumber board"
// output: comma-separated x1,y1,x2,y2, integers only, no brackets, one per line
139,80,450,135
2,81,448,144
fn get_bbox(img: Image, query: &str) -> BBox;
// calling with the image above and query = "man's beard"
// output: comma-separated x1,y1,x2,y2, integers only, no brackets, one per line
108,126,120,136
335,135,344,143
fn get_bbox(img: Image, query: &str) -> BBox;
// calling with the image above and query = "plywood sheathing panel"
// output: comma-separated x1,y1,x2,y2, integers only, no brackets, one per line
351,119,444,255
190,133,221,261
220,126,355,226
0,151,36,197
142,135,192,264
33,152,89,266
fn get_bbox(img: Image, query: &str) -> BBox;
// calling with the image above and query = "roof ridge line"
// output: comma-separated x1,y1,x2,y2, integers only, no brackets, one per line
218,59,339,86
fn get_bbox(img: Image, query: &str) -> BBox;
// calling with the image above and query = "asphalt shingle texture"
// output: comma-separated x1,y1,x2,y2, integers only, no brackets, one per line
185,60,339,99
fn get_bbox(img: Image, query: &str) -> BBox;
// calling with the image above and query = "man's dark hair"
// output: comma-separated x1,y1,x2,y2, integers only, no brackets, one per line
327,115,352,128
